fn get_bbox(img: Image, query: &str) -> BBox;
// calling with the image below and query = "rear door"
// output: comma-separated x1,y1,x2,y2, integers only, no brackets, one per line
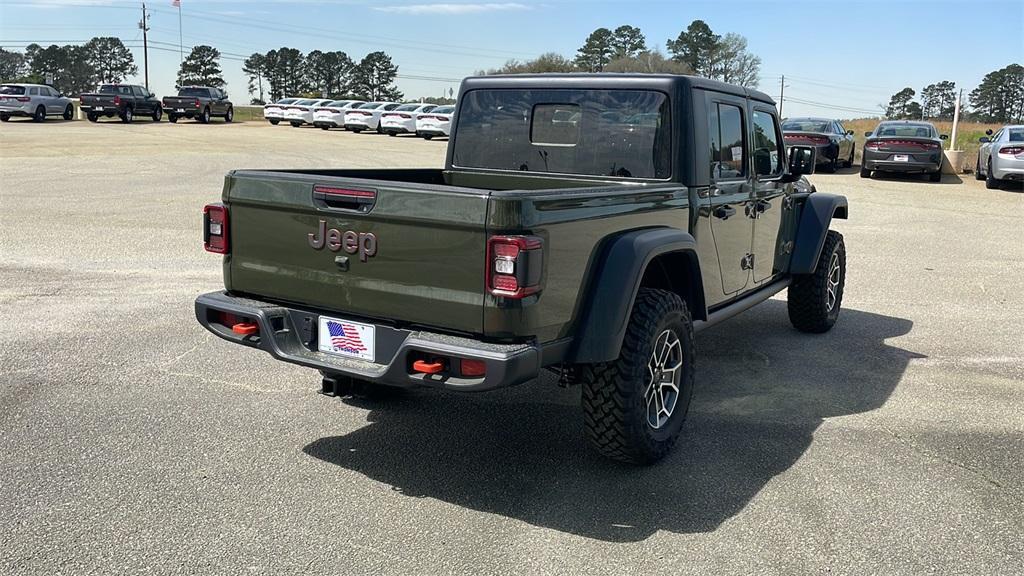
225,171,491,334
749,106,790,285
706,93,754,296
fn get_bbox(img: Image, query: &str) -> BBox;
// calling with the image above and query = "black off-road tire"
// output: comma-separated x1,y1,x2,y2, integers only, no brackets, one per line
0,113,10,122
269,118,280,125
225,107,233,123
788,230,846,333
200,107,211,124
120,107,133,123
87,113,98,123
168,114,178,123
290,121,302,128
929,171,942,183
152,106,162,122
423,134,433,140
63,104,74,121
581,288,696,465
33,105,46,122
985,160,999,189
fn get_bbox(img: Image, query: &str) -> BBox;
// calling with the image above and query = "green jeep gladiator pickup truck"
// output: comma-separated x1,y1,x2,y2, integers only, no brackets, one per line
195,74,848,464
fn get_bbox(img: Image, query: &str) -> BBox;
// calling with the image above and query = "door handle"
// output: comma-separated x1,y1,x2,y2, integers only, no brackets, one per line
713,206,736,220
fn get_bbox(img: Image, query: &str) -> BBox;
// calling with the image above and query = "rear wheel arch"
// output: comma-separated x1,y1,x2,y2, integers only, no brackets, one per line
567,228,707,364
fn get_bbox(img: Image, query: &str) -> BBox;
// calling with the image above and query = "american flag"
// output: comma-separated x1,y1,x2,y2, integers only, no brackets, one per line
171,0,180,7
326,321,367,353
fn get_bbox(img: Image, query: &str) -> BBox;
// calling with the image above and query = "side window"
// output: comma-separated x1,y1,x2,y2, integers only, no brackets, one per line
29,87,39,96
709,102,746,180
752,109,783,176
132,86,144,98
836,121,847,135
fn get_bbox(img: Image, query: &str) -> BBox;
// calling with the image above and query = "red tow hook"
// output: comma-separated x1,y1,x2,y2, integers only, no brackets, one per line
231,322,259,336
412,360,445,374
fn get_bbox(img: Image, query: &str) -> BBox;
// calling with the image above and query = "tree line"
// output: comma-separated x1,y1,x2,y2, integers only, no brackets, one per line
480,20,761,88
884,64,1023,124
242,49,401,103
0,39,403,103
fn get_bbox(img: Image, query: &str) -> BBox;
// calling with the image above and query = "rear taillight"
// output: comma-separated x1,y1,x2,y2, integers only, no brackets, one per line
999,146,1024,156
16,96,31,102
203,203,229,254
113,95,121,105
865,140,880,151
194,99,201,107
79,96,85,103
487,235,543,298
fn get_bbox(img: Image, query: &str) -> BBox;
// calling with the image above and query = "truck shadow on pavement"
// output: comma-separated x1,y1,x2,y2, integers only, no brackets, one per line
303,302,920,541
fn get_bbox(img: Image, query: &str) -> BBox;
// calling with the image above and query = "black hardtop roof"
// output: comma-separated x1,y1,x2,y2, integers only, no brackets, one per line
460,73,775,105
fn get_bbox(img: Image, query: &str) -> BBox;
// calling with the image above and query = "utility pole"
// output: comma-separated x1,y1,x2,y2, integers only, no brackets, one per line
778,74,786,117
949,88,963,151
139,2,150,90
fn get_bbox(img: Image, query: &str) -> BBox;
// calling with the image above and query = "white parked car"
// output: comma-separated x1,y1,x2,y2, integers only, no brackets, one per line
285,99,333,127
263,98,297,125
0,83,74,122
344,102,400,133
380,103,438,136
977,125,1024,189
415,105,455,139
312,100,365,130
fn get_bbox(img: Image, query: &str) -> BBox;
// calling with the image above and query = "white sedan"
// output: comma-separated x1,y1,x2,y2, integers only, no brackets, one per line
285,99,333,127
263,98,297,125
344,102,400,133
415,105,455,139
312,100,365,130
380,103,438,136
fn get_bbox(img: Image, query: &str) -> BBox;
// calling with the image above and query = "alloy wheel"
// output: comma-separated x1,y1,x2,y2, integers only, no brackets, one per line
644,329,683,429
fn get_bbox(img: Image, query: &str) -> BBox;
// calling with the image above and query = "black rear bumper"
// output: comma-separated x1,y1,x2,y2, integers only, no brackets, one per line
194,291,540,391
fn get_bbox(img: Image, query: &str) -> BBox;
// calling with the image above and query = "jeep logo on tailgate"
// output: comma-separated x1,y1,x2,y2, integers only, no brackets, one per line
308,220,378,262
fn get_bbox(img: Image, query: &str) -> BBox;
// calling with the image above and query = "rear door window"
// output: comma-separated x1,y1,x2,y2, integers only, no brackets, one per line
709,102,746,180
453,89,671,179
28,87,39,96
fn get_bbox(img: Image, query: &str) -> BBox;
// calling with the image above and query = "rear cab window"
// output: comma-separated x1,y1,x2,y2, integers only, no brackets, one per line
452,89,672,179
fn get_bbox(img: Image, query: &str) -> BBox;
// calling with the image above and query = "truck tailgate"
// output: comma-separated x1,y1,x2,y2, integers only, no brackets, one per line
224,170,490,334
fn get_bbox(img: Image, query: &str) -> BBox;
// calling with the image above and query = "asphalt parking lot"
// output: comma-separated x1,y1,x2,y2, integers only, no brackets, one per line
1,119,1022,575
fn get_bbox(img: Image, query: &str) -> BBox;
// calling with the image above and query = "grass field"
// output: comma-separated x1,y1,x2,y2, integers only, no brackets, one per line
844,118,1003,172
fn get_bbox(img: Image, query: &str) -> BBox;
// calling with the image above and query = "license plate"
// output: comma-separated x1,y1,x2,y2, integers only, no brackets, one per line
318,316,375,361
95,106,103,111
894,154,909,162
176,108,185,113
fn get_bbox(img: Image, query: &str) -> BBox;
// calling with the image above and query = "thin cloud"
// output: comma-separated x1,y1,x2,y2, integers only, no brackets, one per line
374,3,531,15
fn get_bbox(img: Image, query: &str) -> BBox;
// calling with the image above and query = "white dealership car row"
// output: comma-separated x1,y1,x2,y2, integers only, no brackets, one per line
263,96,455,138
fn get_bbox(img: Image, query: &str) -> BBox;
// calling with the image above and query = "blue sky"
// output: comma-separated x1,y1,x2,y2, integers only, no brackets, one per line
1,0,1021,118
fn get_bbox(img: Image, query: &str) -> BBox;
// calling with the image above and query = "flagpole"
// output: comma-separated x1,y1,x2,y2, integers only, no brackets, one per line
177,1,183,63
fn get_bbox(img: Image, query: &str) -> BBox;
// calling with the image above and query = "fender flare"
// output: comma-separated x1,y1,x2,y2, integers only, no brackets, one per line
790,192,848,275
567,227,704,364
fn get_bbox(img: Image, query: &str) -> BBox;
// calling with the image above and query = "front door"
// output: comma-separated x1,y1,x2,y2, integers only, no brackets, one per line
707,97,753,296
749,106,790,284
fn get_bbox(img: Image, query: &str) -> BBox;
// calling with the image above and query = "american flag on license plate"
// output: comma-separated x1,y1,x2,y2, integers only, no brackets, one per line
326,321,367,353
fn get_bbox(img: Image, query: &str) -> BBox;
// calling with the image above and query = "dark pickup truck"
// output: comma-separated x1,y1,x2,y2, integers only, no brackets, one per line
79,84,162,123
163,86,234,124
195,74,849,464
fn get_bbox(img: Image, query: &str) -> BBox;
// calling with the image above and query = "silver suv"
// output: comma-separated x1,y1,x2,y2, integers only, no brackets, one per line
0,83,75,122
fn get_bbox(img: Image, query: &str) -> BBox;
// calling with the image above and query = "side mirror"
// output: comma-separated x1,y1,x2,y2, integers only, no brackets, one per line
864,131,873,137
847,130,855,136
782,145,816,182
59,93,66,98
979,137,990,143
940,134,948,140
985,129,993,136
